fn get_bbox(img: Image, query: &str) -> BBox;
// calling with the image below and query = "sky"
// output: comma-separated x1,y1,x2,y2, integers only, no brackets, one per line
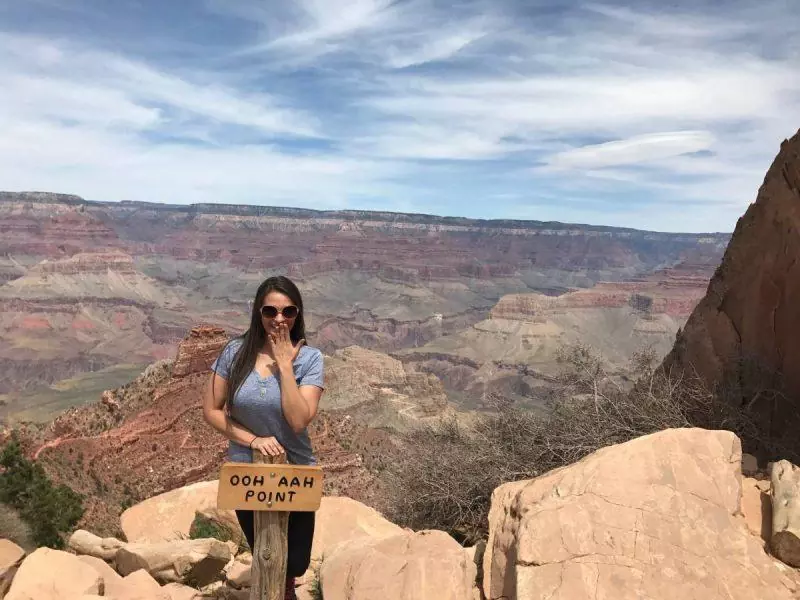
0,0,798,232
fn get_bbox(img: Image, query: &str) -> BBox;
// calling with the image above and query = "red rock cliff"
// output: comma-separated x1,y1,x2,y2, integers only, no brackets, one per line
664,129,800,427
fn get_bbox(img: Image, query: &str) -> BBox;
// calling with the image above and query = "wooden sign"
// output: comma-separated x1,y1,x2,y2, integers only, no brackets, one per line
217,462,323,512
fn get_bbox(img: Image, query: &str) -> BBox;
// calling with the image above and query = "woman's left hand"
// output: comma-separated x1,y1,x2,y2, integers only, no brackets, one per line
269,323,305,368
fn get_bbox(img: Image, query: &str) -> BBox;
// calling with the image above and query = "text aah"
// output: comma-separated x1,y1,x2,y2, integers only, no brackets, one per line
230,474,315,504
216,463,324,512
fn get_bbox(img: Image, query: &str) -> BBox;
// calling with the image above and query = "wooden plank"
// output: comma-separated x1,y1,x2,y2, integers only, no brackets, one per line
250,452,289,600
217,461,324,512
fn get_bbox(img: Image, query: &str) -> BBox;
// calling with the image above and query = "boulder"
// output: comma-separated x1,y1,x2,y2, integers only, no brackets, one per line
105,568,170,600
120,480,231,543
771,459,800,567
740,476,772,545
162,582,204,600
115,538,231,586
299,496,404,584
78,554,123,585
6,547,102,600
320,529,477,600
225,557,251,589
69,528,127,560
0,539,25,598
483,428,798,600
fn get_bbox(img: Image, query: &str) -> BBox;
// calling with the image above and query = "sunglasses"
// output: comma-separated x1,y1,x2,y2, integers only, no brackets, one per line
260,305,299,319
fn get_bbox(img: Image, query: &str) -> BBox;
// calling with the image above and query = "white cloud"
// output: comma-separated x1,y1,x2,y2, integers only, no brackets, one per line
545,131,716,169
384,28,488,69
1,34,319,139
0,33,397,208
1,0,799,231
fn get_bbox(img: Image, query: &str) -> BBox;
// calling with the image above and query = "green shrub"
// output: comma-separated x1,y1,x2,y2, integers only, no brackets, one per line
189,513,248,554
0,438,84,548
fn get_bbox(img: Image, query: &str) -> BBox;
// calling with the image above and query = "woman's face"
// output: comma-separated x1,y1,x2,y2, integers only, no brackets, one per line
260,291,299,334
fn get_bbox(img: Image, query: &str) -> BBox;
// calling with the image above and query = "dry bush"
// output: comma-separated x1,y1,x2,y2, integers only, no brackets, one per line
0,503,35,551
379,343,765,544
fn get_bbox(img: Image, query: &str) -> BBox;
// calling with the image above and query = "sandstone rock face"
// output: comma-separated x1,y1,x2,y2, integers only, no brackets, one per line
120,480,225,543
771,459,800,567
171,326,229,378
664,130,800,435
320,529,477,600
6,547,102,600
483,428,797,600
492,267,709,321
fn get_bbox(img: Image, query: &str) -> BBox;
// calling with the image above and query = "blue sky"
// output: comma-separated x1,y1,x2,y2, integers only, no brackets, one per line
0,0,798,232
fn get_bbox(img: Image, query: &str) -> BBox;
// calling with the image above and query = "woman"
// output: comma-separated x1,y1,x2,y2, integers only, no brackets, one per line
203,275,324,600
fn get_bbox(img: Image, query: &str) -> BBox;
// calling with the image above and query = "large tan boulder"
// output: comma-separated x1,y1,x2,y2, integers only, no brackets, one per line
69,529,127,560
115,538,231,586
320,529,476,600
0,539,25,598
771,459,800,567
6,547,102,600
78,554,123,585
312,496,404,561
483,428,798,600
299,496,405,585
120,480,232,543
105,568,170,600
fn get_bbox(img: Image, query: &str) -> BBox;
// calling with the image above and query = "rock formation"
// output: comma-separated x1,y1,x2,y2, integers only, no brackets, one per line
664,130,800,438
0,190,727,408
483,428,799,599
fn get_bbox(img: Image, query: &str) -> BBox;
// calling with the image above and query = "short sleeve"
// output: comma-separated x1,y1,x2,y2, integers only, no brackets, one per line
211,340,239,379
299,350,324,389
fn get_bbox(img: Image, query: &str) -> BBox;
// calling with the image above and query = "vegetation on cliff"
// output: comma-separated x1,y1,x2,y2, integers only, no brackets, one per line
0,438,84,548
380,344,767,544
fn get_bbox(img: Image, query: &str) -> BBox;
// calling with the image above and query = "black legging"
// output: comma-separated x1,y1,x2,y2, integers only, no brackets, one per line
235,510,316,578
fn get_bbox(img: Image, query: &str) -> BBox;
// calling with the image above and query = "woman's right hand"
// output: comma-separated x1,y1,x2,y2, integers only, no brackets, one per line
250,436,285,457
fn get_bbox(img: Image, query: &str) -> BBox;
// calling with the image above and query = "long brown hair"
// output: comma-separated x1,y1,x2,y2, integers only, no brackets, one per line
224,276,306,408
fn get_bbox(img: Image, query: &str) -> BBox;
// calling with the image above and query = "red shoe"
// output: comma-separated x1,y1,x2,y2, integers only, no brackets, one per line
284,577,297,600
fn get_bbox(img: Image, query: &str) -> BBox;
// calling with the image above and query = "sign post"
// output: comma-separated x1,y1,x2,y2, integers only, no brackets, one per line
217,454,323,600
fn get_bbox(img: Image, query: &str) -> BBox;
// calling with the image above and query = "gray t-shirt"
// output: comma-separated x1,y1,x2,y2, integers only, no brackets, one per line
210,338,324,465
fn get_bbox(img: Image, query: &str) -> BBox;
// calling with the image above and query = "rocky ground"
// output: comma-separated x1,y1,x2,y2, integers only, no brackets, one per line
2,428,799,599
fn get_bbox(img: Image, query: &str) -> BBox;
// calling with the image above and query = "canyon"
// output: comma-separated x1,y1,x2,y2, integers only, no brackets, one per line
0,191,727,422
